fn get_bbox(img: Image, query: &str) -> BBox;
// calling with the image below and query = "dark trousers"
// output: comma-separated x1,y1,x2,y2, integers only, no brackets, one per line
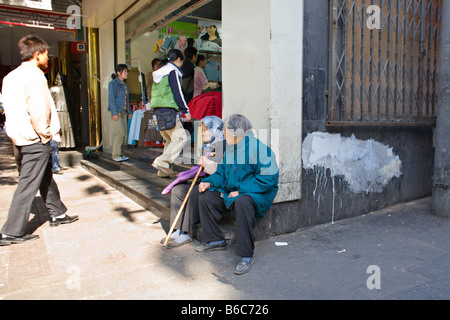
199,190,257,257
170,183,200,236
2,142,67,236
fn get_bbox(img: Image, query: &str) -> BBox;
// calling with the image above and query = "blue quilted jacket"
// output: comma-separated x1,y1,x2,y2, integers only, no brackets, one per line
203,132,279,217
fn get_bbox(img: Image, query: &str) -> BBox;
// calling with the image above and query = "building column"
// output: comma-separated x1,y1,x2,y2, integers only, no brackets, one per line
222,0,304,202
432,0,450,217
86,27,102,147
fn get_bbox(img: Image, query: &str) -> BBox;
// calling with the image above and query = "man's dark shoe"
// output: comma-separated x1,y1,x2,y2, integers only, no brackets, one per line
195,241,227,252
234,258,255,275
0,234,39,244
49,214,79,227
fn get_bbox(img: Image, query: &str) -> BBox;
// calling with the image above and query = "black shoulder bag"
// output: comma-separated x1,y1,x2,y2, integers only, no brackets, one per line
153,108,177,131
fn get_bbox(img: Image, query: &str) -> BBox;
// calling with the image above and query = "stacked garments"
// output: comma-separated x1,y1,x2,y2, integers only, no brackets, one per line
187,91,222,120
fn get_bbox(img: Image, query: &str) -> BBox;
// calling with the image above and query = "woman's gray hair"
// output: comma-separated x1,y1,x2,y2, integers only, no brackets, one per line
224,114,253,138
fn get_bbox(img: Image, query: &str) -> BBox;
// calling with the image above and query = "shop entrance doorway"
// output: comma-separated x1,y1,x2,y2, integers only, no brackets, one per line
125,0,223,154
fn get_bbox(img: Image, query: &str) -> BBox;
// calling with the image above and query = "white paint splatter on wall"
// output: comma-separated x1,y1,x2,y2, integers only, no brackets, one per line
302,132,402,194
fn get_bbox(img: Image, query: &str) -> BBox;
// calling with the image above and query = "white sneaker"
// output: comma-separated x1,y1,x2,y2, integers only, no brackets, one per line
113,156,129,162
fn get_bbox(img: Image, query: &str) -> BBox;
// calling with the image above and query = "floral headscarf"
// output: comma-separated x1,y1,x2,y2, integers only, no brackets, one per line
200,116,225,153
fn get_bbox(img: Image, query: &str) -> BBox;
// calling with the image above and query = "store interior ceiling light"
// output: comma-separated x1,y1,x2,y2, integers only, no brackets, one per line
24,22,54,29
0,4,71,30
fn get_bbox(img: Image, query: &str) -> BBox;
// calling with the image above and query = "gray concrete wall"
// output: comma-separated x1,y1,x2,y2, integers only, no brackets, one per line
260,0,435,238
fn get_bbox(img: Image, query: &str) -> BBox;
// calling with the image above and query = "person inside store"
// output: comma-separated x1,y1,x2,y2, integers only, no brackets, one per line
180,46,198,104
146,58,161,100
193,54,220,98
152,57,161,71
151,49,192,177
0,34,78,246
108,64,132,162
196,114,279,275
162,115,226,248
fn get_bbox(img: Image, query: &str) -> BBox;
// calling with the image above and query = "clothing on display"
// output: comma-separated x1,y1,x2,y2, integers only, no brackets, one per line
127,102,163,146
153,39,164,53
50,77,75,149
154,36,179,55
128,108,145,145
199,40,221,52
125,103,164,147
179,36,187,54
204,61,222,82
162,37,174,50
139,110,163,147
188,91,222,120
127,68,147,101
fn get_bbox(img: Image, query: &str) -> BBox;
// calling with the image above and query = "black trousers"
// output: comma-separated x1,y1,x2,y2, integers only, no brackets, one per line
199,190,257,257
2,142,67,237
170,182,200,236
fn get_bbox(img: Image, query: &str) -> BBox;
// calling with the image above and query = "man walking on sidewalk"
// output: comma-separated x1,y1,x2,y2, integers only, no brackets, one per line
0,34,78,246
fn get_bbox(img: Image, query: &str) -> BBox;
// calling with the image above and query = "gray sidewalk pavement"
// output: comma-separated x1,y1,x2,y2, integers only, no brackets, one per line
0,130,449,300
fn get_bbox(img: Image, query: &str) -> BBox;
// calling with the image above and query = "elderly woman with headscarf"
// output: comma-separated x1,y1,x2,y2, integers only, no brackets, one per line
162,116,226,248
197,114,279,275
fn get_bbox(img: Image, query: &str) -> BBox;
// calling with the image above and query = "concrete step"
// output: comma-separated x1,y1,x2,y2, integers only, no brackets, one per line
121,145,195,172
57,149,84,168
80,148,268,242
80,152,173,221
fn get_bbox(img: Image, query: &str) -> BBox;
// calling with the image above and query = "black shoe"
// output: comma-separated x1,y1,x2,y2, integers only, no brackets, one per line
0,234,39,245
234,258,255,275
195,241,227,252
49,214,79,227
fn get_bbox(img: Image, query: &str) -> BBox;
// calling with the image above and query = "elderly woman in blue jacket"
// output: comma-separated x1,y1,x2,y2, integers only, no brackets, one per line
197,114,279,275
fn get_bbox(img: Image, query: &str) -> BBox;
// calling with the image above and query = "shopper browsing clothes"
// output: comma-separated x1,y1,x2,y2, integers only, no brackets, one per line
162,116,226,248
146,58,161,100
193,54,219,98
151,49,191,177
180,46,198,104
196,114,279,275
108,64,131,162
0,34,78,246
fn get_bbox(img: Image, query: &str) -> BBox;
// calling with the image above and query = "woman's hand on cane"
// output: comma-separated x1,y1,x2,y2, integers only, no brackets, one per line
199,156,210,168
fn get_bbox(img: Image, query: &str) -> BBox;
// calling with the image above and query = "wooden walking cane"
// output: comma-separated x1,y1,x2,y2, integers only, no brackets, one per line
163,166,203,247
